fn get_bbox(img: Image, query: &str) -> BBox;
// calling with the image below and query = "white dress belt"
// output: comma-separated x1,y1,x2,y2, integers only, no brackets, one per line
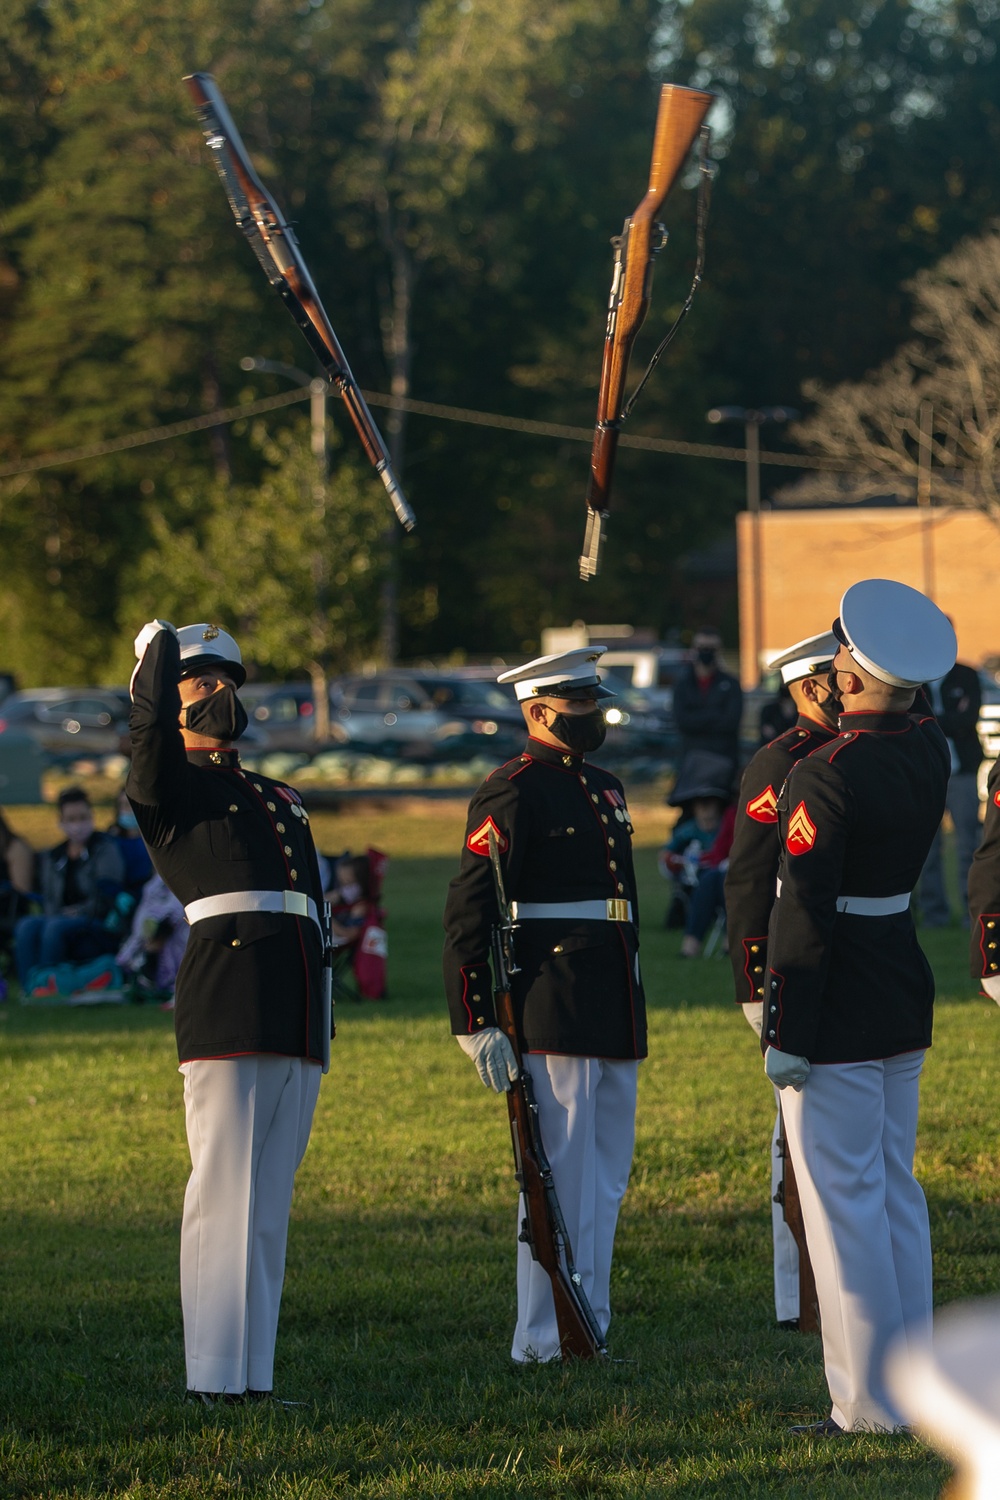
510,898,633,923
834,891,912,915
184,889,321,932
775,879,911,917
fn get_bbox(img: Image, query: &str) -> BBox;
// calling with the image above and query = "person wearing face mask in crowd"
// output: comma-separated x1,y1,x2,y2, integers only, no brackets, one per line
14,787,125,987
126,621,328,1407
672,628,744,791
443,647,646,1361
108,788,154,902
724,630,840,1329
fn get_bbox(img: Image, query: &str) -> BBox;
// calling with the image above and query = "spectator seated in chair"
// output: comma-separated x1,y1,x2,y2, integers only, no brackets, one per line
0,808,36,997
116,872,189,1006
107,788,154,904
680,803,736,958
14,787,125,990
322,848,389,1001
659,751,736,944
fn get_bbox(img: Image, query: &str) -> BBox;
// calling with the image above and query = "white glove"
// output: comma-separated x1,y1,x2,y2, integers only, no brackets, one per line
764,1045,811,1091
133,620,177,659
982,974,1000,1003
741,1000,764,1038
130,621,177,698
456,1028,519,1091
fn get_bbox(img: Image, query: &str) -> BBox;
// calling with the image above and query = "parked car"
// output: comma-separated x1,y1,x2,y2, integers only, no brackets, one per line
0,688,132,761
241,682,348,752
600,684,677,761
330,671,520,758
597,646,691,714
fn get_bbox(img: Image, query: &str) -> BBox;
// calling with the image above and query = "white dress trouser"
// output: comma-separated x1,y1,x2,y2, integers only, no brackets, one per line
180,1055,321,1394
512,1054,638,1362
781,1050,932,1431
770,1091,800,1322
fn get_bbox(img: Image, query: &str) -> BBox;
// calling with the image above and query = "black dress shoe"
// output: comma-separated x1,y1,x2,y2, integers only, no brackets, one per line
186,1390,247,1407
776,1318,800,1331
787,1417,844,1437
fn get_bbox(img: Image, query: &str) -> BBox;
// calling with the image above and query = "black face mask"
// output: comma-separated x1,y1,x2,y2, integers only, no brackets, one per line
696,647,717,667
548,707,607,754
824,670,844,715
183,685,249,742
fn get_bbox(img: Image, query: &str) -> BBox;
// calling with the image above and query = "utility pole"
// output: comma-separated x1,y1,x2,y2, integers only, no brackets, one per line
706,405,798,686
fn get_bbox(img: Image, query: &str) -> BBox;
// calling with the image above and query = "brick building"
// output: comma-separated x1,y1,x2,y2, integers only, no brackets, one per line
736,506,1000,687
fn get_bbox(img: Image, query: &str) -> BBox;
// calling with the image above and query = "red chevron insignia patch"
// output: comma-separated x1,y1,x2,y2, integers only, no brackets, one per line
786,801,817,855
746,785,778,824
994,789,1000,807
466,816,508,857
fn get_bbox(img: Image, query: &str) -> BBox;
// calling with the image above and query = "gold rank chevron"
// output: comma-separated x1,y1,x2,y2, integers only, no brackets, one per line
786,800,818,855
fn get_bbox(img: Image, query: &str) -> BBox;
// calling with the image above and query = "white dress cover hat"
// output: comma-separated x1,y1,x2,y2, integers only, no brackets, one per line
769,630,839,685
176,623,246,688
834,579,957,689
497,646,616,701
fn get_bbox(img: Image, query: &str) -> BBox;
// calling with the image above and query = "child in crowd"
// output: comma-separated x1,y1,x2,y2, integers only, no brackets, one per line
323,849,389,1000
116,873,188,1005
659,750,735,956
326,853,373,944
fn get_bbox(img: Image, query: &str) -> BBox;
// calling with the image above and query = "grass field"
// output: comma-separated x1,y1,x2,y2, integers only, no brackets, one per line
0,799,994,1497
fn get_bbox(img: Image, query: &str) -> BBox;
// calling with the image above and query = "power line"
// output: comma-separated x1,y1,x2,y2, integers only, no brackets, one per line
0,384,854,482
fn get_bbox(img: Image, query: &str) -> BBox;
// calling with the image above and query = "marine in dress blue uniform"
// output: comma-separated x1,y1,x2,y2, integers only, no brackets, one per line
443,648,646,1361
724,629,840,1326
764,581,956,1434
127,620,327,1401
967,749,1000,1005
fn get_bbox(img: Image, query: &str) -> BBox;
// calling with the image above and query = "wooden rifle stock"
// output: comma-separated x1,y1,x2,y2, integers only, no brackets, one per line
486,830,606,1359
493,982,608,1360
580,83,713,580
774,1106,820,1334
183,72,415,532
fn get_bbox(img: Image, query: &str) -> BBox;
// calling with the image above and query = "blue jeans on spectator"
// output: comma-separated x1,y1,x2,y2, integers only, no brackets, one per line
686,868,726,941
15,915,95,985
917,771,983,928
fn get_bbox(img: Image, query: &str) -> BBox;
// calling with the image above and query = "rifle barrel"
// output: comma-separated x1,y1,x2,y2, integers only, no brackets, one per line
184,72,416,532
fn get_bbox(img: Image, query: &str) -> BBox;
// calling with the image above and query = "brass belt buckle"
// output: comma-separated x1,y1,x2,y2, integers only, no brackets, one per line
606,898,629,922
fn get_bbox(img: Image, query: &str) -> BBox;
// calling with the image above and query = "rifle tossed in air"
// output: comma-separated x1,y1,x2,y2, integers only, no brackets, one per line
486,828,607,1360
579,83,715,581
183,72,416,533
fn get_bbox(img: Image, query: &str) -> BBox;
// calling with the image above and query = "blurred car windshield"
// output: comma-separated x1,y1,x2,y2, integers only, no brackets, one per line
415,678,513,710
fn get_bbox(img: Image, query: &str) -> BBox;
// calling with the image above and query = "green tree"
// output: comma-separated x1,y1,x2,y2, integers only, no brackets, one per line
787,222,1000,517
116,420,386,692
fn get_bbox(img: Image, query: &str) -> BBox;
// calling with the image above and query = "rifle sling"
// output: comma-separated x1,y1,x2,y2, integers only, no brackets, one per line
621,128,715,423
